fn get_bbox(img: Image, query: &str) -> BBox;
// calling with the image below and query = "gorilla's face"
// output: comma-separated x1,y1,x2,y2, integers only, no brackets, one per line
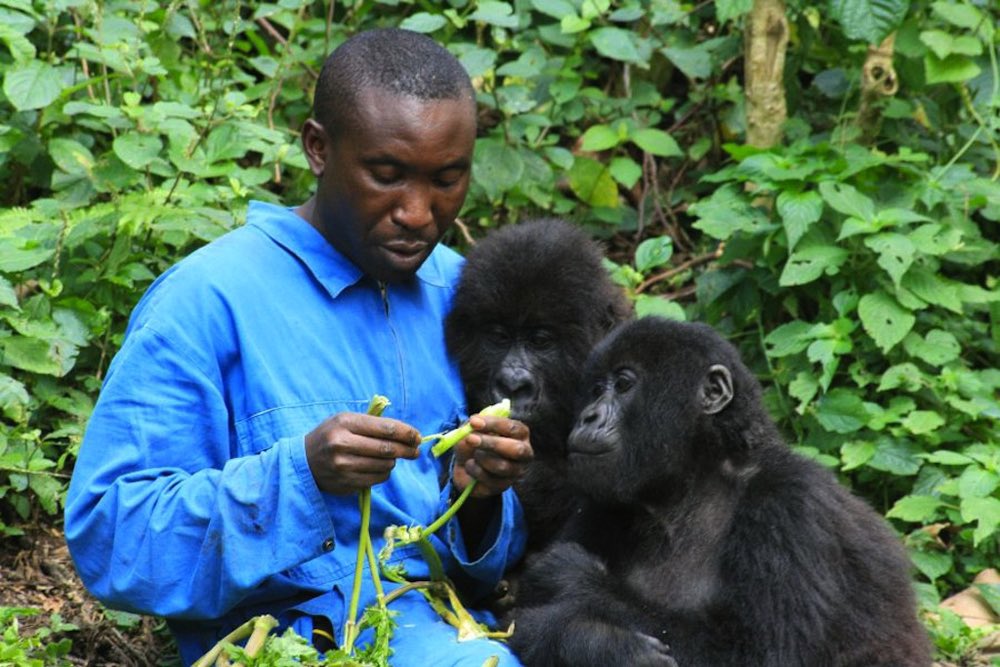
567,317,735,505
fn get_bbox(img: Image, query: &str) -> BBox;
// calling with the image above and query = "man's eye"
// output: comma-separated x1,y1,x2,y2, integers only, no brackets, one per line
434,169,466,188
370,168,401,185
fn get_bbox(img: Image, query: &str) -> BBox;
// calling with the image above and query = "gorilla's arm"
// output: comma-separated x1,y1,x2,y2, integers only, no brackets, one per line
510,542,677,667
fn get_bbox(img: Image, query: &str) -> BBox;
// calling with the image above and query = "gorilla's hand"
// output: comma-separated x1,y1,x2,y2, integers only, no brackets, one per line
634,631,678,667
453,413,533,497
304,412,420,495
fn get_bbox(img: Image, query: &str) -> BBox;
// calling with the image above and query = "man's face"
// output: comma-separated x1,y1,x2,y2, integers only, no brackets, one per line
302,87,477,284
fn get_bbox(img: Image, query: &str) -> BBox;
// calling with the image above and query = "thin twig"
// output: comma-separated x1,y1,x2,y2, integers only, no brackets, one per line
636,244,723,294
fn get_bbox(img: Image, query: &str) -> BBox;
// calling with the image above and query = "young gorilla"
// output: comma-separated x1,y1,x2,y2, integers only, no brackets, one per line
510,317,932,667
445,218,633,554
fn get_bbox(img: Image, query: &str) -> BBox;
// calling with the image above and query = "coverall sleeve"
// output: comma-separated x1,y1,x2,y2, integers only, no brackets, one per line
64,324,334,620
437,471,527,600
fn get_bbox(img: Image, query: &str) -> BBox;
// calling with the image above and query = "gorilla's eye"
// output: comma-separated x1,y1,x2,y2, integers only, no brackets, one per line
528,328,556,350
613,369,637,394
485,325,511,346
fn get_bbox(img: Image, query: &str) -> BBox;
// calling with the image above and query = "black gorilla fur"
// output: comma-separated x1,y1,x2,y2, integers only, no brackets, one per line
509,317,931,667
445,218,632,552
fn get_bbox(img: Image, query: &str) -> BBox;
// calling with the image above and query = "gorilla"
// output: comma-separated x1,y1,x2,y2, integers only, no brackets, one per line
509,317,932,667
445,218,633,553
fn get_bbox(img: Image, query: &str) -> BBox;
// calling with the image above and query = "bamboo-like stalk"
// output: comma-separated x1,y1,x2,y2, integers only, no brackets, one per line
858,33,899,143
744,0,789,148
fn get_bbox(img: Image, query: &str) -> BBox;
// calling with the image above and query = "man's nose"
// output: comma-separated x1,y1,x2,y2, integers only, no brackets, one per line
393,185,434,229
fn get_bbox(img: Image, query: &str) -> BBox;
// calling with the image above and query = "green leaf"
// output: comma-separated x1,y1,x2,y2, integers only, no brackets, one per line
841,440,876,471
635,237,673,273
779,245,849,287
2,335,78,377
630,128,682,158
829,0,909,44
924,54,981,84
532,0,576,20
49,138,95,176
867,437,922,476
473,139,524,202
960,497,1000,546
887,495,943,522
715,0,754,23
788,372,819,413
589,27,645,65
901,410,944,435
0,275,17,308
0,373,29,422
818,181,875,221
815,388,868,434
609,157,642,189
0,238,55,272
0,22,36,63
661,43,713,80
902,270,963,313
689,185,772,240
878,362,924,391
580,124,621,151
858,291,915,353
764,320,815,357
910,550,953,582
776,190,823,251
469,1,519,28
919,30,983,59
2,59,62,111
957,468,1000,499
903,329,960,366
400,12,448,33
567,156,618,208
921,450,974,466
561,14,591,33
112,133,163,170
864,233,915,287
635,295,686,320
930,1,986,30
977,583,1000,617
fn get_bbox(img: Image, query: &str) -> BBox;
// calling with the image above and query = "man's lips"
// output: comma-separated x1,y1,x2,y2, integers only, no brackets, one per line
383,241,428,259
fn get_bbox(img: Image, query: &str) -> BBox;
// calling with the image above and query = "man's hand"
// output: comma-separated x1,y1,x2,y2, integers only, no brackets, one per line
453,413,533,498
305,413,420,495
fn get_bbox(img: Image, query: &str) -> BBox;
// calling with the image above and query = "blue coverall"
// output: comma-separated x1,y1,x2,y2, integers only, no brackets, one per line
64,201,526,665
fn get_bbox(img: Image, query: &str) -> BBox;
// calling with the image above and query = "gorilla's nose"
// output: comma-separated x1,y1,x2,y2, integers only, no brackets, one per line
495,366,537,405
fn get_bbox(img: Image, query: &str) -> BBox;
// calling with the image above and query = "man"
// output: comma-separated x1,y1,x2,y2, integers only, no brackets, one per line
65,28,532,666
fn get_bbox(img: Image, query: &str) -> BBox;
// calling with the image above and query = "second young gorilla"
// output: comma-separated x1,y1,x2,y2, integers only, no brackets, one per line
445,218,632,552
510,317,931,667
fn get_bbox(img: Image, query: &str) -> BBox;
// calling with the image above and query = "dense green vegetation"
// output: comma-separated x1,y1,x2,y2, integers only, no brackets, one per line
1,0,997,663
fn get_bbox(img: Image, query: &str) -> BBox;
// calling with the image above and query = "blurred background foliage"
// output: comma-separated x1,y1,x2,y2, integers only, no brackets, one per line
0,0,998,662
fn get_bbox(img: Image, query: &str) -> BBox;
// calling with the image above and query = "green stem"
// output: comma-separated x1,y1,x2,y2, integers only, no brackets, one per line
422,481,477,540
343,395,391,654
191,615,277,667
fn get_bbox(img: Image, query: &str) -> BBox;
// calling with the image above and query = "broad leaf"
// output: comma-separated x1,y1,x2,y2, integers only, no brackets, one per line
776,190,823,251
779,245,849,286
589,27,645,65
858,291,915,352
829,0,909,44
635,237,673,273
960,497,1000,546
113,133,163,170
580,124,621,152
630,128,682,157
864,233,915,287
3,59,62,110
887,495,943,522
567,156,618,208
816,388,868,434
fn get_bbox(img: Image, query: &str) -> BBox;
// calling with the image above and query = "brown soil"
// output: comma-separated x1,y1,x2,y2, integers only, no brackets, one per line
0,523,179,666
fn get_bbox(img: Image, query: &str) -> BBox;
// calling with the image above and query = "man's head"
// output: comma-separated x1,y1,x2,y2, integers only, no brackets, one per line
300,28,478,284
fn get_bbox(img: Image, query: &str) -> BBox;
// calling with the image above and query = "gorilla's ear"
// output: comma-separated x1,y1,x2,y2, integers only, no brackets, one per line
700,364,734,415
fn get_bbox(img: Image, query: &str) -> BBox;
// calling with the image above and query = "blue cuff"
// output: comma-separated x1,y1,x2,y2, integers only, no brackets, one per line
439,478,526,585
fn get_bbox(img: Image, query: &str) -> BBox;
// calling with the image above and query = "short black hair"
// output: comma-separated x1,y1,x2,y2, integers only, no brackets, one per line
313,28,475,138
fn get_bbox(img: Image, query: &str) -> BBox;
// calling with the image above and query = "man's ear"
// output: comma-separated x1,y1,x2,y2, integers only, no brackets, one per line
700,364,734,415
301,119,329,177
